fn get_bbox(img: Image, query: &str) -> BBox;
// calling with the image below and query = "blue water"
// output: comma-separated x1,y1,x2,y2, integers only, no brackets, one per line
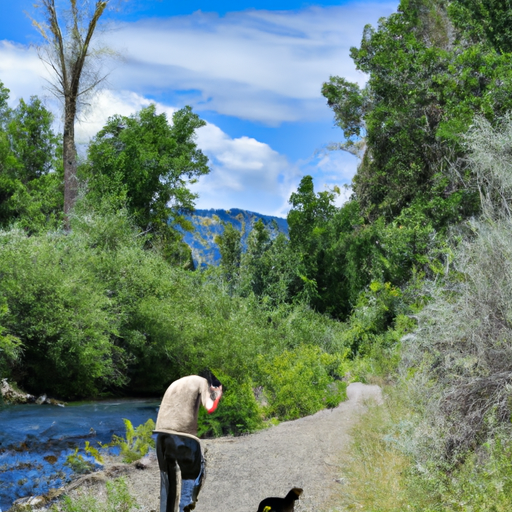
0,400,159,511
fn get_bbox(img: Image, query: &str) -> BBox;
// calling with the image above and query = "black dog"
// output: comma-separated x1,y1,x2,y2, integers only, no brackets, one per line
256,488,303,512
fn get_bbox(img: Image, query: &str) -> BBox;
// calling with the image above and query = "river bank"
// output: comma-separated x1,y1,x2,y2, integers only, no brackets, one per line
0,399,159,511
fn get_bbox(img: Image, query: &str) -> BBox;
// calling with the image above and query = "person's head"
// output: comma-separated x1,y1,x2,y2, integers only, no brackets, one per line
200,368,222,388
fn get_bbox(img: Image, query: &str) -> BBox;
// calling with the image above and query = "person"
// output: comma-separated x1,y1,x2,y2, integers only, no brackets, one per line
154,372,223,512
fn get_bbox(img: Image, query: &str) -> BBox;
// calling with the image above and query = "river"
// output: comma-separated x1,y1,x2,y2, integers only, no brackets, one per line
0,399,159,511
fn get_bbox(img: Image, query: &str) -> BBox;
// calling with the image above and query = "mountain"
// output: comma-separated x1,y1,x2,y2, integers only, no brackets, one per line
180,208,289,268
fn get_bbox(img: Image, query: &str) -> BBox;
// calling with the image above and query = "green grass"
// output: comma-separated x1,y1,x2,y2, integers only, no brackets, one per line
51,478,138,512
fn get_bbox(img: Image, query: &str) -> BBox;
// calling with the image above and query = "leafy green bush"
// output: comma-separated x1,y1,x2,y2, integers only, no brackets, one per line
438,433,512,511
0,299,22,378
399,115,512,471
340,282,402,356
110,419,155,463
0,228,125,397
198,372,263,437
258,345,347,421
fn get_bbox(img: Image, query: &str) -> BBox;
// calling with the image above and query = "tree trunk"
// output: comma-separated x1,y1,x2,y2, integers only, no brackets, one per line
63,98,77,228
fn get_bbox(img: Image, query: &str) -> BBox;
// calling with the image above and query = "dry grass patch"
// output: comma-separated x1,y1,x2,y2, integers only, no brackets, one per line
327,390,432,512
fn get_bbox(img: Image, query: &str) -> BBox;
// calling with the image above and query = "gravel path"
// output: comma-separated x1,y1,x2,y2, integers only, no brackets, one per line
63,383,382,512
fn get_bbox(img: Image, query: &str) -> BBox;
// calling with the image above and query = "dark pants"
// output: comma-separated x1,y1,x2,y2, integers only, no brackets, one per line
156,433,204,512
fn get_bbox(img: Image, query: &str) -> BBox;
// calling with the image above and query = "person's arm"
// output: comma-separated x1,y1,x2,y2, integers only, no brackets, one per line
205,385,223,414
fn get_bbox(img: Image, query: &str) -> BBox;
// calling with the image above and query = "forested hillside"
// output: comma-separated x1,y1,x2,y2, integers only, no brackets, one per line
179,208,288,267
2,0,512,509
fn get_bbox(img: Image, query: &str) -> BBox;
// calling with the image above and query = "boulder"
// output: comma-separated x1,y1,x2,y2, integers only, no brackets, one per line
0,379,35,404
8,496,46,511
0,380,66,406
35,394,47,405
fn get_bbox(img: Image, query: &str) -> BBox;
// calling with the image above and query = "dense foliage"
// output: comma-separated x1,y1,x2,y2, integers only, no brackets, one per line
0,81,63,233
400,114,512,469
323,0,512,227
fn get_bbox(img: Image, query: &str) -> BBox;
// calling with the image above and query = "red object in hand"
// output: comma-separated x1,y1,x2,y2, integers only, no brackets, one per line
207,386,222,414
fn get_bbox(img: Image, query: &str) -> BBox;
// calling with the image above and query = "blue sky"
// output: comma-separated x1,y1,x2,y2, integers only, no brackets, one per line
0,0,396,216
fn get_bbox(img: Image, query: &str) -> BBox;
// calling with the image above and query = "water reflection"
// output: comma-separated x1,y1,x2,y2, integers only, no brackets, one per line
0,400,159,511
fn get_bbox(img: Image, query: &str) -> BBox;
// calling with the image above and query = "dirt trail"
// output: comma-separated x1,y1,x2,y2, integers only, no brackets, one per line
67,383,382,512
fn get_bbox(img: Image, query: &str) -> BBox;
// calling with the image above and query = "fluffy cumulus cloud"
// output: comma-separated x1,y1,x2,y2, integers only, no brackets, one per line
192,122,299,215
105,2,395,124
0,41,49,104
0,2,396,124
74,90,168,143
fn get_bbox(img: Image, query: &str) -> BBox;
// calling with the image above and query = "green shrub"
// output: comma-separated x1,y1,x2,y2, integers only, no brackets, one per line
439,433,512,511
197,372,263,437
267,302,351,354
0,228,124,397
64,447,96,475
0,299,22,378
340,281,403,356
64,441,104,475
258,345,347,421
110,419,155,463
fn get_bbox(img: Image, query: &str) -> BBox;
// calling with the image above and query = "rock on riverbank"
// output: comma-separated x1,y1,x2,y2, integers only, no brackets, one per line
0,379,65,406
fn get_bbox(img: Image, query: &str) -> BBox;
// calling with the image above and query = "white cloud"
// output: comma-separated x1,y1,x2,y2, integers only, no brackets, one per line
1,2,396,125
192,125,360,216
0,41,49,104
192,122,299,215
103,2,395,123
75,90,158,143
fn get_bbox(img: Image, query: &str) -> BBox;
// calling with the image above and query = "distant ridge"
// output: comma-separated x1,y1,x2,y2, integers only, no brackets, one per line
180,208,289,268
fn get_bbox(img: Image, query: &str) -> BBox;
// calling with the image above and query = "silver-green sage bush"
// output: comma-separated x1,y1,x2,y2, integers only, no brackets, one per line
400,114,512,469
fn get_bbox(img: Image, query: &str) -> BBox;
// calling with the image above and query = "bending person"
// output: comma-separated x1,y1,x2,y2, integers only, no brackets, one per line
154,372,223,512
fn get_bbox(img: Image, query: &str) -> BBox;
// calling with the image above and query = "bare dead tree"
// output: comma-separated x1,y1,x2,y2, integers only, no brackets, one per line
30,0,111,226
